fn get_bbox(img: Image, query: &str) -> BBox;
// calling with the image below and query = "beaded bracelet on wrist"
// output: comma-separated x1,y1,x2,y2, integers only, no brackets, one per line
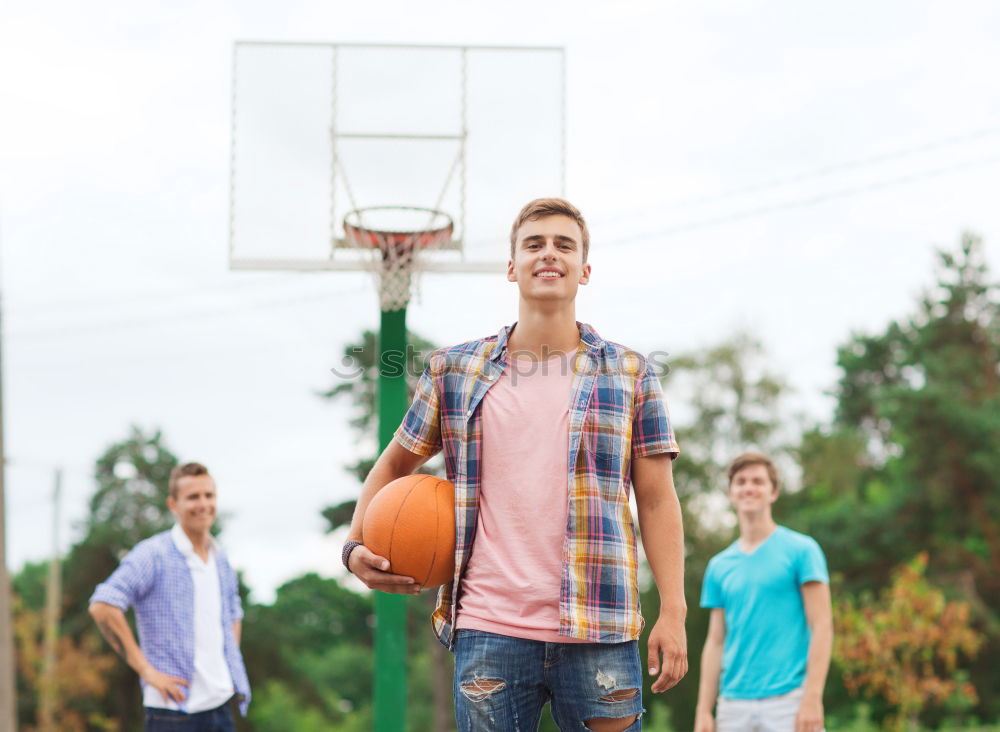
342,540,363,573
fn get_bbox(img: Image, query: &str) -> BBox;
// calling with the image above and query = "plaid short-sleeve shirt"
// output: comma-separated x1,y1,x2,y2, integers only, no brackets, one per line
395,322,679,648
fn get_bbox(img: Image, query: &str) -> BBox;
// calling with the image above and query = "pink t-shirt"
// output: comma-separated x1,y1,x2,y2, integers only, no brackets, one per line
455,354,587,642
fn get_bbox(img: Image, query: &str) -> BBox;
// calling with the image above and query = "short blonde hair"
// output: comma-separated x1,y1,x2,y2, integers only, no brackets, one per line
509,198,590,262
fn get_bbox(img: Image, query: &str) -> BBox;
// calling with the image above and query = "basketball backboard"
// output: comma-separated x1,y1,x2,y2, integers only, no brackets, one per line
228,42,566,275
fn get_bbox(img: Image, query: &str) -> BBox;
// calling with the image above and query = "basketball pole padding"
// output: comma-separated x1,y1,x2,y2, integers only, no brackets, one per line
376,306,409,732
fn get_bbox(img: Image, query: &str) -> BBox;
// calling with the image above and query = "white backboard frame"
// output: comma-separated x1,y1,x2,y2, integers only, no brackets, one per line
228,42,566,274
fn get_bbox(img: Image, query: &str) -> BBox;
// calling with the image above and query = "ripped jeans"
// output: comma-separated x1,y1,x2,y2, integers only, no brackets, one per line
453,629,644,731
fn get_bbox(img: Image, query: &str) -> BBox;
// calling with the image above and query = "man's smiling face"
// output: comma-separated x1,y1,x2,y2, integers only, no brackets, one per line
168,473,218,535
507,214,591,301
728,463,779,515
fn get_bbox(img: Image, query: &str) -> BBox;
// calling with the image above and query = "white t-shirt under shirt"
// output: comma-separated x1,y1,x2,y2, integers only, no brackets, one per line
456,353,587,642
144,525,235,712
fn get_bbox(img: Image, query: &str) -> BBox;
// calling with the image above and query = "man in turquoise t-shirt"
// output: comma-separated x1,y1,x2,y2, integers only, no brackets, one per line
694,453,832,732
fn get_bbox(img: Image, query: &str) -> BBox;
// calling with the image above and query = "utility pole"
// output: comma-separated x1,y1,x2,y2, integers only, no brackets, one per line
0,223,16,732
39,469,62,730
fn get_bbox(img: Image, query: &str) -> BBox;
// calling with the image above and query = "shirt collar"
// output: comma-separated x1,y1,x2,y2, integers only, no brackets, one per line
491,321,605,362
170,523,215,560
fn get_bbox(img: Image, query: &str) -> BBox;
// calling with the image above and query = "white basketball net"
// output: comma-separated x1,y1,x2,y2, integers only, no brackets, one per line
342,207,454,311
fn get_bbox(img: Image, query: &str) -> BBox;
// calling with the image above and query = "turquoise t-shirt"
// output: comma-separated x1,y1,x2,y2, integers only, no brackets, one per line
700,526,828,699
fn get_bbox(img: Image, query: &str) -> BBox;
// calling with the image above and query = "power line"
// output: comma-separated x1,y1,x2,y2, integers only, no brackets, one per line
6,458,90,475
6,272,338,317
668,124,1000,210
593,122,1000,222
6,284,370,342
605,152,1000,246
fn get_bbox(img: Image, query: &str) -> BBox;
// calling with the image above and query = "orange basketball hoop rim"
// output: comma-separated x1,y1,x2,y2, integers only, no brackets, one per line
343,206,454,252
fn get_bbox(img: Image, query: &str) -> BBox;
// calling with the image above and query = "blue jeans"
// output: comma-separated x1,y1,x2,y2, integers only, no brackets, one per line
144,700,235,731
454,629,644,731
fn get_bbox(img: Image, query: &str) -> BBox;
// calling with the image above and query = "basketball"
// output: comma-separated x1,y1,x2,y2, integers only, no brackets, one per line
362,474,456,588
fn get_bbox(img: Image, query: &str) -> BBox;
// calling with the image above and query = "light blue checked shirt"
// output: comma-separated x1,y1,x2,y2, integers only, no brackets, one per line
90,529,251,715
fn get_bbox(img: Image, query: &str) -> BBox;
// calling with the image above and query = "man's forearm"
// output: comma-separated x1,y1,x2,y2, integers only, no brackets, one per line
802,617,832,700
695,641,723,715
90,603,152,675
801,582,833,701
348,462,403,541
636,487,686,612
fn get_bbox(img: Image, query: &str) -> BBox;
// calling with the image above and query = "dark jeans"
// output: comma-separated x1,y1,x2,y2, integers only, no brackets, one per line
144,699,235,731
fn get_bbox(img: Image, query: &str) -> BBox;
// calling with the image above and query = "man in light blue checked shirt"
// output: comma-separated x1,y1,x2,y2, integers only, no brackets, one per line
89,462,250,731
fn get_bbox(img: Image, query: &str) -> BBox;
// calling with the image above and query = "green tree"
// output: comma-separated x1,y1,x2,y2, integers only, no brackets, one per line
319,328,452,730
62,428,179,634
66,427,179,728
649,334,791,727
242,573,375,729
320,329,440,487
832,234,1000,586
835,553,983,730
786,232,1000,724
319,327,441,553
249,680,343,732
662,333,789,536
666,334,788,482
12,560,49,613
12,427,181,731
12,594,118,731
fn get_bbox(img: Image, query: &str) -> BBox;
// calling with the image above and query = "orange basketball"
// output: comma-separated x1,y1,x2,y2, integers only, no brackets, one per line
362,474,456,588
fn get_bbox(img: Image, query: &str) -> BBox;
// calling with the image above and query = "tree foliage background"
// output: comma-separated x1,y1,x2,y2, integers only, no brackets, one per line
10,233,999,730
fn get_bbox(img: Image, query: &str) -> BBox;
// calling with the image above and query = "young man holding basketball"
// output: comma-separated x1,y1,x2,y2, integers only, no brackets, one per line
694,453,832,732
344,198,686,732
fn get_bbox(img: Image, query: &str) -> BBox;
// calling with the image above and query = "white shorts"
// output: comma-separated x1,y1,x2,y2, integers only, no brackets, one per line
716,687,823,732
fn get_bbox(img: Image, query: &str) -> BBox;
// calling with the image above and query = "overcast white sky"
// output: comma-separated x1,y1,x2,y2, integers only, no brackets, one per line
3,0,999,602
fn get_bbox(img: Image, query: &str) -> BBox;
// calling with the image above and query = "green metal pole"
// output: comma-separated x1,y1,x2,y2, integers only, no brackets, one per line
375,306,408,732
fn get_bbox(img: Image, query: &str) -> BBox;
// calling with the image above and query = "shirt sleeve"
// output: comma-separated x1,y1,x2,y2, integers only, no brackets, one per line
700,560,723,608
88,543,157,611
394,364,443,457
631,362,680,459
226,562,245,624
796,537,830,585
